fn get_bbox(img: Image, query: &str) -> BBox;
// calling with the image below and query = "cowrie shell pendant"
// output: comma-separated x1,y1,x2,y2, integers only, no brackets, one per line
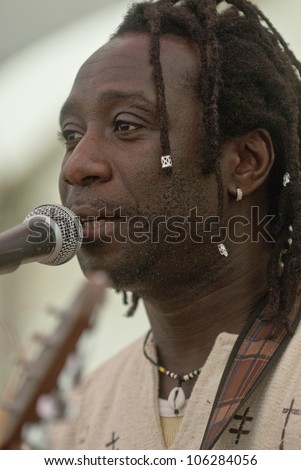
167,386,186,414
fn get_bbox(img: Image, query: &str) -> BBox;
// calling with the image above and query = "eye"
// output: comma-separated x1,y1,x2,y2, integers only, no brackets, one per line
114,120,140,132
58,129,83,144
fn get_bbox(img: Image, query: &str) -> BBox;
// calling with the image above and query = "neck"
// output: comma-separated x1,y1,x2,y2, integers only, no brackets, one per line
142,246,270,399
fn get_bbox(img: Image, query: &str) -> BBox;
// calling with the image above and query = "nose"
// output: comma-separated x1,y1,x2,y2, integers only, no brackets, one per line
60,136,113,187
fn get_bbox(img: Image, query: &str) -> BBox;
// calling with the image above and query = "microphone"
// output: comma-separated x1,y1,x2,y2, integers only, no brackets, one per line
0,204,83,275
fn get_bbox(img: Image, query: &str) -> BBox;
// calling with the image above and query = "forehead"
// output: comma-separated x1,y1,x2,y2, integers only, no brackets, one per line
60,33,200,119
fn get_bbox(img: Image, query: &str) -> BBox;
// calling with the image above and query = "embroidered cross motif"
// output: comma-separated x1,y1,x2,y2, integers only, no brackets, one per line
106,432,120,450
282,403,301,416
161,155,172,168
280,399,300,449
229,407,254,444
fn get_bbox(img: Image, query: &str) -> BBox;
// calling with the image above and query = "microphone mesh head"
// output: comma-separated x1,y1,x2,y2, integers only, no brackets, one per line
24,204,83,266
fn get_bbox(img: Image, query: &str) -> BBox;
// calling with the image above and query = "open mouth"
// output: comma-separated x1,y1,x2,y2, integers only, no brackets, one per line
71,206,125,243
80,216,124,243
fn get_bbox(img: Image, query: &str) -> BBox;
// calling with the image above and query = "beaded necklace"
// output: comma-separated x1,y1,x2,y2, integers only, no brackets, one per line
143,330,202,415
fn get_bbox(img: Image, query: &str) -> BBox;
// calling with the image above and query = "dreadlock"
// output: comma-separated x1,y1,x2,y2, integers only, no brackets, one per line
121,290,140,317
114,0,301,328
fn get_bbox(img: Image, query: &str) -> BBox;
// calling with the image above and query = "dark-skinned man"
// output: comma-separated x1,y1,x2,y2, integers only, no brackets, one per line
51,0,301,450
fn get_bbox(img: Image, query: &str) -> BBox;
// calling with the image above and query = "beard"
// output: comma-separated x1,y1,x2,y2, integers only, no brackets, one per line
77,211,230,301
71,165,229,299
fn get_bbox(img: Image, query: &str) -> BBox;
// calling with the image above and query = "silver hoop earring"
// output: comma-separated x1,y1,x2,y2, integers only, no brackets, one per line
236,188,243,201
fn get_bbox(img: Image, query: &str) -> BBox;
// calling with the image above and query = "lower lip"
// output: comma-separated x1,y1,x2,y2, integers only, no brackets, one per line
81,219,122,243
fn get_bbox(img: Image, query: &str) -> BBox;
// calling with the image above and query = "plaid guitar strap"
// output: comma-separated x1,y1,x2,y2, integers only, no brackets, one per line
200,290,301,449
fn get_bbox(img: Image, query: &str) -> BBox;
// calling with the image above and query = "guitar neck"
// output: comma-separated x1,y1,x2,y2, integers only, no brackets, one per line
1,278,105,450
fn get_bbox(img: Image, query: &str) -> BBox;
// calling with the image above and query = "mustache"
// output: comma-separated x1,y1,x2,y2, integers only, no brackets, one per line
64,193,140,219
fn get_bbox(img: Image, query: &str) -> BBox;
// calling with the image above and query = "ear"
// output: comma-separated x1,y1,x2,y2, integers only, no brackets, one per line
222,129,275,199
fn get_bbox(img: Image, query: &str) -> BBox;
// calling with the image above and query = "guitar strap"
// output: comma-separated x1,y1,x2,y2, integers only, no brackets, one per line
200,288,301,449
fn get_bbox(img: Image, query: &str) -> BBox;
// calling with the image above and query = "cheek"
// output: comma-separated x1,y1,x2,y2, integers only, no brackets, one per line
115,145,162,195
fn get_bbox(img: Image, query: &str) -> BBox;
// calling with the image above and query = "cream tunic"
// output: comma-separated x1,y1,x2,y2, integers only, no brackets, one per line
50,325,301,449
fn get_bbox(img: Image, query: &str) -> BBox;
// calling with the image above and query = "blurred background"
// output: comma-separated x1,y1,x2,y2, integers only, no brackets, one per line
0,0,300,400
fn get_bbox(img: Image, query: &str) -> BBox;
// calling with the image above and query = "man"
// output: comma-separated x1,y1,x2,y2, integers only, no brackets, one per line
51,0,301,449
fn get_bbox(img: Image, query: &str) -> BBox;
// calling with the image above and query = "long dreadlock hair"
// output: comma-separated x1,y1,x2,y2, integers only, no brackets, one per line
115,0,301,328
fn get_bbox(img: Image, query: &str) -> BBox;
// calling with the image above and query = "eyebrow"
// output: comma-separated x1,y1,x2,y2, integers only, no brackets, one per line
59,91,157,125
59,100,80,125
